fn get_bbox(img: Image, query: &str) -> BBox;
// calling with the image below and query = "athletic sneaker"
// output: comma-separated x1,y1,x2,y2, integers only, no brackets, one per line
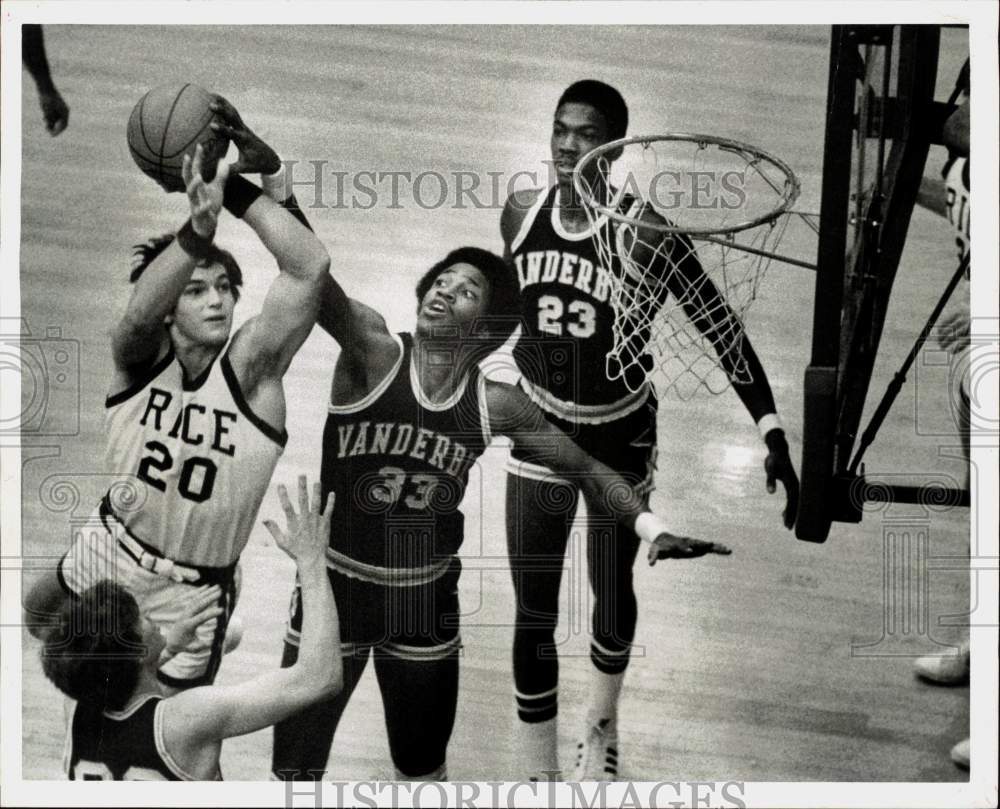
914,641,969,685
951,738,970,769
571,718,618,781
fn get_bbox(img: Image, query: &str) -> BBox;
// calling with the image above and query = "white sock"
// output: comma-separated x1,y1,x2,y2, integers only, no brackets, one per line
586,670,625,731
517,717,560,777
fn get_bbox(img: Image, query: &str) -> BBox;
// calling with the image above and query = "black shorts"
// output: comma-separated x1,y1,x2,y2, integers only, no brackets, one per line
507,392,658,495
285,558,462,661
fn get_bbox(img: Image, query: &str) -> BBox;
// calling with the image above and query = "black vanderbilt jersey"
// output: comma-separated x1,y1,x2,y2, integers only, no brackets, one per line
65,695,219,781
510,185,649,422
320,333,491,576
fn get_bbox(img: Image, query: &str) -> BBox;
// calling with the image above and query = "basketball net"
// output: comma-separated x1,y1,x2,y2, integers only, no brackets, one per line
574,134,800,399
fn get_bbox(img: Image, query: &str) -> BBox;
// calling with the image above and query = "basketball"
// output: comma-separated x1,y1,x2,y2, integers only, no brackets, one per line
126,83,228,191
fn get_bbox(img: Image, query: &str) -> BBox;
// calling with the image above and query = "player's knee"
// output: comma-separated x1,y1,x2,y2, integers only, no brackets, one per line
593,602,638,649
595,582,638,627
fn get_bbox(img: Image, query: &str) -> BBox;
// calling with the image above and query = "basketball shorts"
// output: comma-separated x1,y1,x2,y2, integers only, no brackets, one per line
285,556,462,661
57,500,240,688
506,391,659,496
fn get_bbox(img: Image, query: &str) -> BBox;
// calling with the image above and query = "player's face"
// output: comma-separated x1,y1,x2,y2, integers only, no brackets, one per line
417,263,490,337
169,263,235,347
551,102,612,186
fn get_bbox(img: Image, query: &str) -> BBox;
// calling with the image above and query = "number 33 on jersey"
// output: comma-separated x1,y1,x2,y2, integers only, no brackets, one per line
104,346,287,568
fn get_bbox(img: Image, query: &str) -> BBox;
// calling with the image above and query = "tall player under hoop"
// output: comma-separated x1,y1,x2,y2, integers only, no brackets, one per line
572,133,803,399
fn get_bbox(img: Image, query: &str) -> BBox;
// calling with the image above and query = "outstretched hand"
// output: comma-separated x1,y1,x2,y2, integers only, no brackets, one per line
647,533,731,566
209,95,282,175
263,476,335,568
764,429,800,530
182,143,229,237
160,585,225,658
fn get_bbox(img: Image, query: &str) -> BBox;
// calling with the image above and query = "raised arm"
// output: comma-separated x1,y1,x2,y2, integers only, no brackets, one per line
486,380,730,564
160,477,341,751
203,99,328,388
111,147,229,373
212,97,396,385
222,177,329,387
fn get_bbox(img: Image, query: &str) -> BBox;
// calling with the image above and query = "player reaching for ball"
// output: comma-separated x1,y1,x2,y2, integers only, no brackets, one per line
25,99,330,693
264,199,727,779
41,477,342,780
502,80,800,780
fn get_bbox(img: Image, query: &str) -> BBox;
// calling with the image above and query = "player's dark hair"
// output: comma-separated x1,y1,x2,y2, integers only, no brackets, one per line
557,79,629,141
416,246,521,349
130,233,243,301
40,581,145,712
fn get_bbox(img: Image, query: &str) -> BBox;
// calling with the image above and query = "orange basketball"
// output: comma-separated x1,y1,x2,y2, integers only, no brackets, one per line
126,83,228,191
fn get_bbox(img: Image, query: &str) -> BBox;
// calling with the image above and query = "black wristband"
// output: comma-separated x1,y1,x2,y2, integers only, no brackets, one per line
176,219,215,259
764,428,788,454
222,173,263,219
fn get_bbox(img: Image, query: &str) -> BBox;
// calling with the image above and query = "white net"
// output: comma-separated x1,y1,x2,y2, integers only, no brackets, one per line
574,134,799,399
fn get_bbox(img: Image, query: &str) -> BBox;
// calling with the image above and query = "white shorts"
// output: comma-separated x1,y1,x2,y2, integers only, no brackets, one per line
58,501,240,688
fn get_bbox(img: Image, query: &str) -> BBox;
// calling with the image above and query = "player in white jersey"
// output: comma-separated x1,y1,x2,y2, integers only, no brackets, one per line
26,102,330,690
911,59,971,770
41,477,342,781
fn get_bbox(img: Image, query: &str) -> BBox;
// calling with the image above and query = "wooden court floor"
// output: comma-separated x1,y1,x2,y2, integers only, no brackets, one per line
15,24,973,782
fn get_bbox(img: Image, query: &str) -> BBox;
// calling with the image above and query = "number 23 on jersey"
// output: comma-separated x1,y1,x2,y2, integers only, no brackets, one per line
537,295,596,338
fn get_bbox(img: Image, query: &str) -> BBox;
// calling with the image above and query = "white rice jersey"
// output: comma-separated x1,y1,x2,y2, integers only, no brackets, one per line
105,345,286,567
944,155,970,263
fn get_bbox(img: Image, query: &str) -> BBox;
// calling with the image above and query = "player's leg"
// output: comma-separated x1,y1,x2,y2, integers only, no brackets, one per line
371,561,463,780
572,520,642,780
572,396,657,780
271,573,372,780
506,462,579,779
271,645,370,780
372,648,460,780
912,357,971,769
